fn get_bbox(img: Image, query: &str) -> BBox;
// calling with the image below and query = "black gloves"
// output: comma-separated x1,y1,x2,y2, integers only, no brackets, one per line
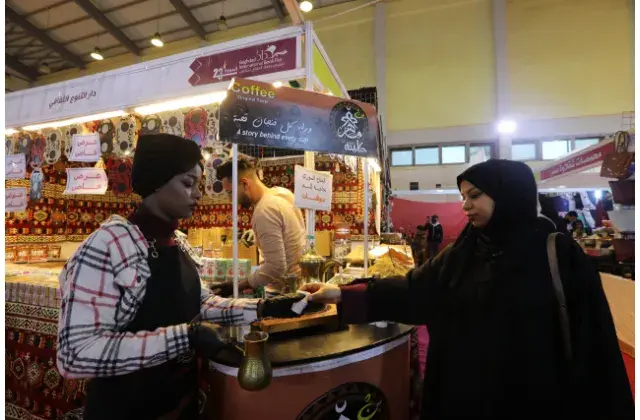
259,293,306,318
210,280,252,298
187,321,232,358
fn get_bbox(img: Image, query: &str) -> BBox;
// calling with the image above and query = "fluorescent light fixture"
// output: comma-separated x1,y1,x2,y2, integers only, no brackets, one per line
496,119,517,135
558,185,566,188
90,48,104,61
22,110,127,131
134,91,228,115
327,90,334,96
594,190,602,199
368,157,381,172
4,128,18,136
150,33,164,48
300,1,313,12
272,81,283,88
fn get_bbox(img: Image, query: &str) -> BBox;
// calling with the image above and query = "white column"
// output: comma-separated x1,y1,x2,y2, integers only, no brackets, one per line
374,2,387,134
492,0,512,158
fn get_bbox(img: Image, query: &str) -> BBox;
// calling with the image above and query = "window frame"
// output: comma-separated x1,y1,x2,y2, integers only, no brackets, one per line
440,144,468,165
511,141,539,161
413,145,441,166
390,148,414,167
541,139,571,161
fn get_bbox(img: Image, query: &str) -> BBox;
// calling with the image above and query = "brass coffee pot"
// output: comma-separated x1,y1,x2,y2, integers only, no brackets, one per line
236,331,272,392
299,235,345,284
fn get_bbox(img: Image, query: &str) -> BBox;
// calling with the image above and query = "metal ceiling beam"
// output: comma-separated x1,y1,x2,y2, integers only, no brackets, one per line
63,0,225,46
73,0,142,56
5,6,85,69
270,0,286,21
169,0,207,40
5,54,40,81
282,0,304,25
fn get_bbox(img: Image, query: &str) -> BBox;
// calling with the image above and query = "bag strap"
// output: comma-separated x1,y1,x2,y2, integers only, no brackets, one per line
614,131,630,153
546,232,573,363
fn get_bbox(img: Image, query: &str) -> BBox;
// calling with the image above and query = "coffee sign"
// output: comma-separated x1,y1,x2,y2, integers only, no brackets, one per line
219,78,378,158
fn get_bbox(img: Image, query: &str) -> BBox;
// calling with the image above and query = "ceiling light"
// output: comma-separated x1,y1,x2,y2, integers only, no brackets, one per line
594,190,602,199
300,1,313,12
558,185,566,188
90,48,104,61
38,62,51,74
4,128,18,136
496,119,517,135
22,110,126,131
150,33,164,48
218,15,228,31
272,81,283,88
134,91,228,115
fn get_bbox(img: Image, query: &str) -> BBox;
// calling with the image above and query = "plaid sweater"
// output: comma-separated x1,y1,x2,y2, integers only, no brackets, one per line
57,216,259,379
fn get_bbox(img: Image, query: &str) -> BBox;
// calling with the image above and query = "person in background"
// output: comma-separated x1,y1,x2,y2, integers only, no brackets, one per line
302,159,633,419
564,210,579,232
57,134,303,420
572,219,591,238
216,157,306,296
539,194,568,233
426,215,443,258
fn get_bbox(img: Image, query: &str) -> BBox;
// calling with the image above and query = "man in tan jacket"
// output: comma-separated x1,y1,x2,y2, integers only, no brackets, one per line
216,158,306,295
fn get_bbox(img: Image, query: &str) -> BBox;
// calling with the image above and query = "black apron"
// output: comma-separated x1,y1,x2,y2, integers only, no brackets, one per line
83,245,202,420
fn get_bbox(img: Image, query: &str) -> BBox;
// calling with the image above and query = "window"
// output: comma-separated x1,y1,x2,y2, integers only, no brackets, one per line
441,145,466,164
542,140,570,160
512,143,537,161
573,138,600,151
391,149,412,166
415,147,439,165
469,145,492,162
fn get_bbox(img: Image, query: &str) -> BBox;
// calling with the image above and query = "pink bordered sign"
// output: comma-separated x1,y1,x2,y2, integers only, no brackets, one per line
5,153,26,179
69,133,101,162
5,187,28,212
64,168,108,195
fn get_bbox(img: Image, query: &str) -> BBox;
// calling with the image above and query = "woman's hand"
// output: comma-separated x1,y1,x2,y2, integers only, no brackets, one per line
299,283,342,304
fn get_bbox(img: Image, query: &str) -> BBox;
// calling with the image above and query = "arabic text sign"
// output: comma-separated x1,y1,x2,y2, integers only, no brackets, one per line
6,188,28,213
219,78,378,158
294,166,332,212
189,38,298,86
539,141,615,181
5,154,26,179
64,168,108,195
69,133,101,162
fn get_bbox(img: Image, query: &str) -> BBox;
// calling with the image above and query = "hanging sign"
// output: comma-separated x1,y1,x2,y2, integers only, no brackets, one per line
219,78,379,157
537,140,615,182
189,38,298,86
64,168,108,195
69,133,101,162
294,166,332,211
5,153,26,179
6,188,28,213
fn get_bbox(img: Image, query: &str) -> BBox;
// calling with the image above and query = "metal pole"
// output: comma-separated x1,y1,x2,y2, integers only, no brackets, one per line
304,20,316,243
363,158,369,276
232,143,239,298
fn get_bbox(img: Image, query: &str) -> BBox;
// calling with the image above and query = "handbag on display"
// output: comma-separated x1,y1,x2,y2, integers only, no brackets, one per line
600,131,634,179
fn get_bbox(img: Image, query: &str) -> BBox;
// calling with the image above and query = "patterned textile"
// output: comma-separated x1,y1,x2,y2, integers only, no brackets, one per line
6,300,86,420
6,148,374,243
57,215,259,379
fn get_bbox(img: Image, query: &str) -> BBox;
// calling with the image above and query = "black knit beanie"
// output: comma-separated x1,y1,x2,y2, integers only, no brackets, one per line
131,134,203,198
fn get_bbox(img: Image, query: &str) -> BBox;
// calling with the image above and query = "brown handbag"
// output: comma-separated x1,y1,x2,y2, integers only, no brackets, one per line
600,131,634,179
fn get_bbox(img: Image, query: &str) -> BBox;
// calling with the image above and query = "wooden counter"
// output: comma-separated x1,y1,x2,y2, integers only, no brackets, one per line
204,324,413,420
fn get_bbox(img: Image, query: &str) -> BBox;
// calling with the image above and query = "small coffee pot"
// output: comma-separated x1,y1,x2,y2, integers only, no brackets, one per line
236,331,272,391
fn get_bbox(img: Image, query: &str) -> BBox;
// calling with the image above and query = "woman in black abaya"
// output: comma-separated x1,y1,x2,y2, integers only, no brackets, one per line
303,159,634,419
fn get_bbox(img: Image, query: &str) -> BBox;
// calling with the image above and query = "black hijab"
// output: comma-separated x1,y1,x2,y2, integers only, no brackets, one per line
442,159,553,287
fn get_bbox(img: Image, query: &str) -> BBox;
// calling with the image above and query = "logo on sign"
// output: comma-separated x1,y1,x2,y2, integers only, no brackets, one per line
295,382,388,420
330,102,370,155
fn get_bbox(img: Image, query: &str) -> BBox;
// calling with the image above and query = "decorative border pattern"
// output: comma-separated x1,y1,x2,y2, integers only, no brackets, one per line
6,403,47,420
209,334,408,378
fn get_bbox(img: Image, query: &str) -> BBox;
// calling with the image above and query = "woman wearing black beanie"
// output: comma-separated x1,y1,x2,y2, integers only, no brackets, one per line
57,134,303,419
302,159,633,419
